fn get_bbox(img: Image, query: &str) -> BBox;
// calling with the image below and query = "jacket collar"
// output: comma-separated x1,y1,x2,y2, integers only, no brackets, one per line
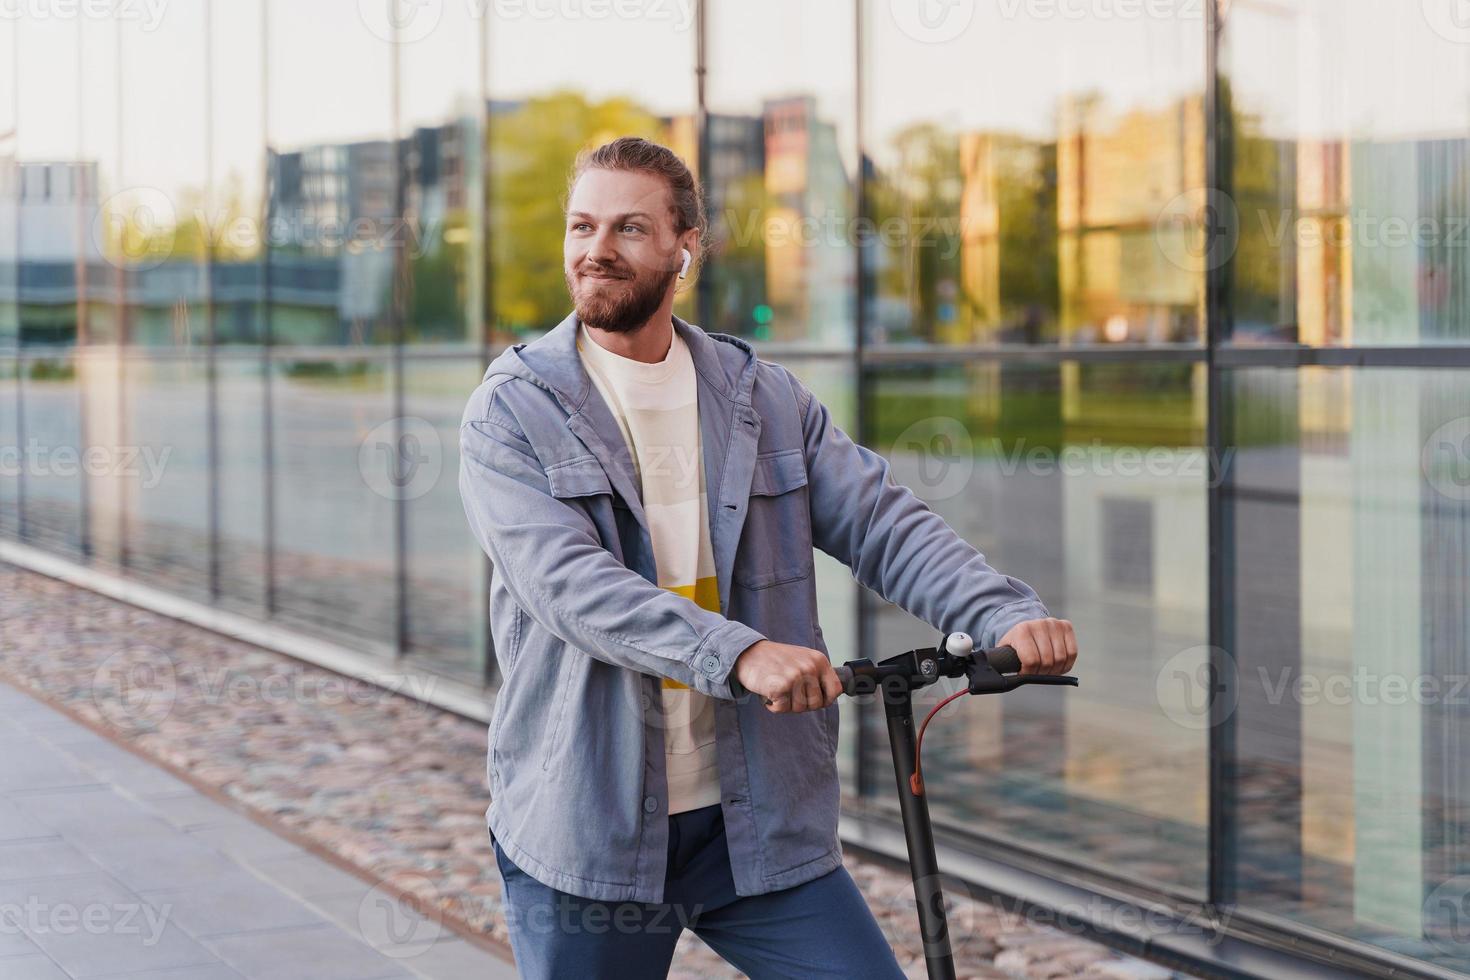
510,309,757,416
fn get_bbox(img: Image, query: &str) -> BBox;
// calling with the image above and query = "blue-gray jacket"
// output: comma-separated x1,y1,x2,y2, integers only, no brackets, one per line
457,311,1050,903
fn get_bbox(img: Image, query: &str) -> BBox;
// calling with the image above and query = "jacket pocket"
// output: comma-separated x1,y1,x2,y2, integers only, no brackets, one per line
546,455,614,499
539,650,580,771
733,450,814,590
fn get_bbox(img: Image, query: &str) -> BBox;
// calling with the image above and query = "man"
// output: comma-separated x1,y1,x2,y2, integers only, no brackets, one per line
458,136,1078,978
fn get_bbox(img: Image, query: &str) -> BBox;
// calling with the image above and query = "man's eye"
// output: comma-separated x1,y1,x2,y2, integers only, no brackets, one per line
621,224,643,234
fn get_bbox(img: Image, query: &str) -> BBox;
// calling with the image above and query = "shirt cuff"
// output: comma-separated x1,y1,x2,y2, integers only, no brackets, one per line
690,619,767,700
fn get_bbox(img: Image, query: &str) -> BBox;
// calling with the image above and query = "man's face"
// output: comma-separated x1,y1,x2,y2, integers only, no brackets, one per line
563,168,685,333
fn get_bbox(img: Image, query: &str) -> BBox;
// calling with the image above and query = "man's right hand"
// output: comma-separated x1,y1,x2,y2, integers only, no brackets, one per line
731,640,842,714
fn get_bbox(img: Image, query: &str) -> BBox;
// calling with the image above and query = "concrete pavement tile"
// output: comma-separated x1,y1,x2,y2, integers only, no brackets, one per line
202,922,418,980
0,797,60,844
83,966,245,980
9,789,241,894
82,830,241,894
0,908,43,956
30,724,114,753
137,791,246,832
0,745,107,796
244,851,374,901
0,839,101,881
11,787,179,840
0,953,71,979
136,868,330,938
0,871,220,978
381,935,518,980
184,819,308,865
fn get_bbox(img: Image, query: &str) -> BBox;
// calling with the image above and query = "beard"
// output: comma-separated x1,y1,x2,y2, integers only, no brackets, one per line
565,260,677,334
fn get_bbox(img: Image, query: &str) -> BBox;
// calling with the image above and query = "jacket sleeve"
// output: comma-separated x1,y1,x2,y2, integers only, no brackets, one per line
458,380,765,699
785,368,1052,650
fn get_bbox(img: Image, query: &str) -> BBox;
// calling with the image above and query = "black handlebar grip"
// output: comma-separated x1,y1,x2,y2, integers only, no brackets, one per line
985,645,1022,674
835,665,855,696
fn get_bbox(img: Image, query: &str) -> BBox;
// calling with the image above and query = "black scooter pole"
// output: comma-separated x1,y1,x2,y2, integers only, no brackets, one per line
883,683,957,979
835,633,1076,980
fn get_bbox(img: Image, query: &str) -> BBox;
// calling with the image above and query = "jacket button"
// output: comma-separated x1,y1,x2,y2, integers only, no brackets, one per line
643,796,658,814
701,654,721,674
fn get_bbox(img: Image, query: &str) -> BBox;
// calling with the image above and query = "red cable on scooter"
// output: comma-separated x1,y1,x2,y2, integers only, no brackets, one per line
910,687,969,797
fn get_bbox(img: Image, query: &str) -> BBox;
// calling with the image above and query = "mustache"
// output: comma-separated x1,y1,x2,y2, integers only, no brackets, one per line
577,262,632,279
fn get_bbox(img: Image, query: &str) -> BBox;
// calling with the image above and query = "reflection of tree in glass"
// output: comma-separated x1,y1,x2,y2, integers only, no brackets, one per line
487,91,680,341
868,122,963,345
870,123,1060,346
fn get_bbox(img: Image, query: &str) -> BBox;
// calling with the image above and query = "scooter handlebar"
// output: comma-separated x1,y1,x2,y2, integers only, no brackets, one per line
833,645,1023,697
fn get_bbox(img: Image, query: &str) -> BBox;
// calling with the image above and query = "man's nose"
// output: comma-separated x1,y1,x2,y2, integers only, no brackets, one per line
586,228,619,266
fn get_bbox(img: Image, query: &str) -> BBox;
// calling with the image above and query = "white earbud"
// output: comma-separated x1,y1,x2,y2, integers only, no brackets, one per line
678,247,691,279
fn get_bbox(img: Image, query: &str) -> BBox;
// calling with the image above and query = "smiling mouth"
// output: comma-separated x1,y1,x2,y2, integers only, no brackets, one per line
581,271,628,281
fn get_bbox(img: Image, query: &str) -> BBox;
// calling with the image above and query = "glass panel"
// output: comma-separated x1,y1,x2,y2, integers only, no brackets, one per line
403,357,488,682
20,351,83,558
0,18,14,533
487,4,697,342
862,359,1208,892
0,13,14,354
267,3,396,347
270,354,395,649
1224,367,1470,973
73,15,123,567
17,16,83,350
120,355,210,598
0,357,15,534
119,6,208,349
401,0,485,348
211,0,267,612
863,0,1206,348
702,0,857,347
217,353,266,615
1223,1,1470,346
115,9,209,594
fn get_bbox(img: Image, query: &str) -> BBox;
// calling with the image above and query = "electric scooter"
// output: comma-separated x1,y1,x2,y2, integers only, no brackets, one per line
832,631,1080,980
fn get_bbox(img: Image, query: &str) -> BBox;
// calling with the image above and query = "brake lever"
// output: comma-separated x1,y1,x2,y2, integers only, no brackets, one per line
966,658,1079,695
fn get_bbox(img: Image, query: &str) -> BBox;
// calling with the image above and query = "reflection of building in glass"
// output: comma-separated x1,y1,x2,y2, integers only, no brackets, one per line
269,140,395,345
9,161,100,346
706,96,854,345
762,96,852,345
1056,93,1205,346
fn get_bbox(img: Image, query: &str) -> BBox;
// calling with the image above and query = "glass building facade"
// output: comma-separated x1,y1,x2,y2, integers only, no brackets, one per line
1,2,1467,975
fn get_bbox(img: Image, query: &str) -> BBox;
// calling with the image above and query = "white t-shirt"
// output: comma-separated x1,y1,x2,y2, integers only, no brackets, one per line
576,322,722,814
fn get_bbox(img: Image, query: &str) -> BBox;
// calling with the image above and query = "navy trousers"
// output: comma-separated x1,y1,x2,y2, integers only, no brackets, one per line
490,802,907,979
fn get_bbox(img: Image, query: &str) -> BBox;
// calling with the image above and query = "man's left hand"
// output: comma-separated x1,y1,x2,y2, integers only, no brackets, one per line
996,618,1078,676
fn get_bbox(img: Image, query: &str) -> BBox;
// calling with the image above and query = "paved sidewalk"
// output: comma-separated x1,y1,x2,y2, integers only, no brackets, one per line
0,680,518,980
